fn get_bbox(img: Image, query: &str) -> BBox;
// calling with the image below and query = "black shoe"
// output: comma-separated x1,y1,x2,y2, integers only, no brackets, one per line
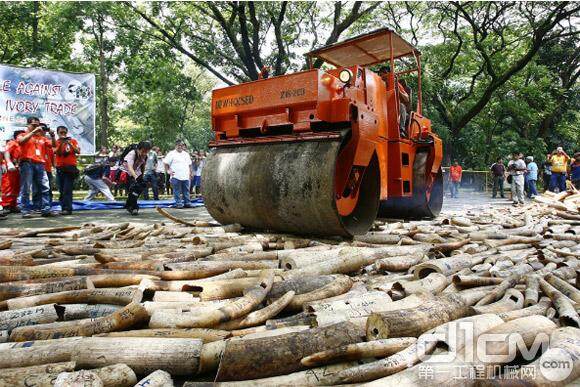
60,210,72,216
3,207,18,214
41,211,60,217
127,208,139,216
183,204,192,208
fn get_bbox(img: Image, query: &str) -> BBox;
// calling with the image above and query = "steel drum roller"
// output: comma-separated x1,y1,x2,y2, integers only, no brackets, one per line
202,140,380,237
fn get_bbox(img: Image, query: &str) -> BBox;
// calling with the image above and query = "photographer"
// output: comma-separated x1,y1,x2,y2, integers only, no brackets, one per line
17,117,53,217
54,126,80,215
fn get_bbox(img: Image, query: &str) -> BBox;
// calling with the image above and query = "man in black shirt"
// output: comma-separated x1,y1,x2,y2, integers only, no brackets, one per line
83,158,116,201
490,157,506,198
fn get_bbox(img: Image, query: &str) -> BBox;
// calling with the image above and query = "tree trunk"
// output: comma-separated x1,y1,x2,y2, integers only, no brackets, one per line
31,2,40,54
97,16,110,148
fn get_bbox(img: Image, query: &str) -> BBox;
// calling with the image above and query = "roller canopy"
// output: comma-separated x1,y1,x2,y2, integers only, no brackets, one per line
307,28,419,68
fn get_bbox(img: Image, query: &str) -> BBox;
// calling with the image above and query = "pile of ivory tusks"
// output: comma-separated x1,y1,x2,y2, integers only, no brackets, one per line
0,194,579,386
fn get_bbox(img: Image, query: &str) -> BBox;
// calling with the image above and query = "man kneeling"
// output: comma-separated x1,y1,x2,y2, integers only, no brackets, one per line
84,157,116,202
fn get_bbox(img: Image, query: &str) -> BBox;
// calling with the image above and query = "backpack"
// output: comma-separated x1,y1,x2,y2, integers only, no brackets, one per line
119,144,138,162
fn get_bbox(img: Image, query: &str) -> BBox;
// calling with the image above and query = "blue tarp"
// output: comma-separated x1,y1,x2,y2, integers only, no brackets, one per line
49,198,204,211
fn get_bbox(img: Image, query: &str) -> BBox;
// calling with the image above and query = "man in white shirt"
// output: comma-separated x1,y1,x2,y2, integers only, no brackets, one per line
164,140,193,208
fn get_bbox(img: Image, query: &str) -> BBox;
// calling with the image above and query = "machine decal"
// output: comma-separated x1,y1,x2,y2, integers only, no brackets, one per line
215,95,254,109
280,88,305,99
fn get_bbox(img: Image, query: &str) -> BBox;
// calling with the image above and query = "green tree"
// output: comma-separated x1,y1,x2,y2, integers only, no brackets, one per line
118,38,214,150
0,2,79,67
124,1,379,85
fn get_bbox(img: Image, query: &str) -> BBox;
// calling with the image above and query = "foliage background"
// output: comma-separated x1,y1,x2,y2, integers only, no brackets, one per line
1,1,577,167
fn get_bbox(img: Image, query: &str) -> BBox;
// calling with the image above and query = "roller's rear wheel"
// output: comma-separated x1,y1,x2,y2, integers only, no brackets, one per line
202,140,379,237
378,150,443,220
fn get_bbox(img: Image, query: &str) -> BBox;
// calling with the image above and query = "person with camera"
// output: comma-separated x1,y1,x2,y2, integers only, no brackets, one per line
54,126,80,215
122,141,151,215
17,117,53,218
549,147,570,193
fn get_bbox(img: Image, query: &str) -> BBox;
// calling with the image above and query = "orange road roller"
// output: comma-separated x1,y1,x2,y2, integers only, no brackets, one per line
203,28,444,237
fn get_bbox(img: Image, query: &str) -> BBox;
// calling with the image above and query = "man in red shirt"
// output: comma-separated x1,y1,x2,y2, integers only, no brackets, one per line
17,117,53,217
54,126,80,215
449,160,463,198
1,130,24,214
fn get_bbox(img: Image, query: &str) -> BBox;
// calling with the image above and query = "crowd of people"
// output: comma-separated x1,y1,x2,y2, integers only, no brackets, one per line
450,147,580,206
2,118,577,218
91,143,206,205
0,117,207,218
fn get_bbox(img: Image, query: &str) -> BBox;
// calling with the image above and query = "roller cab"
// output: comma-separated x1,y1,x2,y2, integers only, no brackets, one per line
203,28,443,236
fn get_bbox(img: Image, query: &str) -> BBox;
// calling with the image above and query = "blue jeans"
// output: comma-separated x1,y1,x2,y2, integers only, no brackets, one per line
20,161,51,214
171,178,190,207
450,181,460,198
143,172,159,200
550,172,567,192
56,168,76,212
526,179,538,198
46,171,54,205
492,176,505,198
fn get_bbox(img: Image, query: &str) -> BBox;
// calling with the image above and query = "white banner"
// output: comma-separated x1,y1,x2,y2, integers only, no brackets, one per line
0,64,96,154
